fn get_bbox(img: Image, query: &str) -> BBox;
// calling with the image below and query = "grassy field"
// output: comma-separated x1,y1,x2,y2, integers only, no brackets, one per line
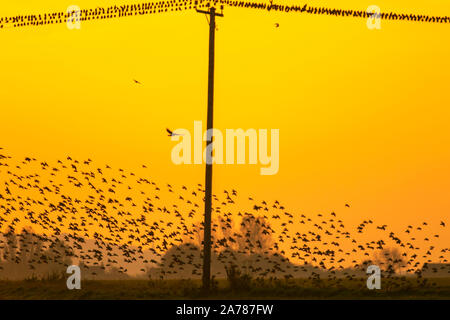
0,278,449,299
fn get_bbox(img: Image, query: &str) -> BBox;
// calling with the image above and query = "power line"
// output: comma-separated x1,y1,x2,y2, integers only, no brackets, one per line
1,1,449,30
0,0,205,29
220,1,450,24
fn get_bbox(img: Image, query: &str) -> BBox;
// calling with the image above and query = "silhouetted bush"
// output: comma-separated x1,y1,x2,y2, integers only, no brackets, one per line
225,264,252,291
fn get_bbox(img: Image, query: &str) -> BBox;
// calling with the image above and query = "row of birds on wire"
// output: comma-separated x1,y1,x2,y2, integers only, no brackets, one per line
0,148,448,288
0,0,204,29
1,0,449,29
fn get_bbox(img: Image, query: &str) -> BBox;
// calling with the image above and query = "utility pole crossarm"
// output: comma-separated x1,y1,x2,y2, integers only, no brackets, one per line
196,8,224,17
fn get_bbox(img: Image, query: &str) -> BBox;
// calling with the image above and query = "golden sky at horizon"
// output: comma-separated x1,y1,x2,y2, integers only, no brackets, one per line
1,0,450,251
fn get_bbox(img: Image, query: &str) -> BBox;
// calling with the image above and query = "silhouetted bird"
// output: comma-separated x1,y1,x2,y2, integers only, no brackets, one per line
166,128,183,137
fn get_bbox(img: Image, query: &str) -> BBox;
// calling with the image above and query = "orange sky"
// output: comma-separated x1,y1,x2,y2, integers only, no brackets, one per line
1,0,449,252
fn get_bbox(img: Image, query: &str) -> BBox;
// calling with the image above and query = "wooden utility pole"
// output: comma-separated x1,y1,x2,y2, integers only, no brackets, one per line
196,6,223,291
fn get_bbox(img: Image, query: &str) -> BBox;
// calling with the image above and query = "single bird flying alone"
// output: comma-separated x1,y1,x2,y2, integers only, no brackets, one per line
166,128,182,137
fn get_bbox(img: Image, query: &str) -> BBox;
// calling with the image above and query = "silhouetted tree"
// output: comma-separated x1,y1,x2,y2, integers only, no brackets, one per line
238,214,273,255
373,247,405,275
